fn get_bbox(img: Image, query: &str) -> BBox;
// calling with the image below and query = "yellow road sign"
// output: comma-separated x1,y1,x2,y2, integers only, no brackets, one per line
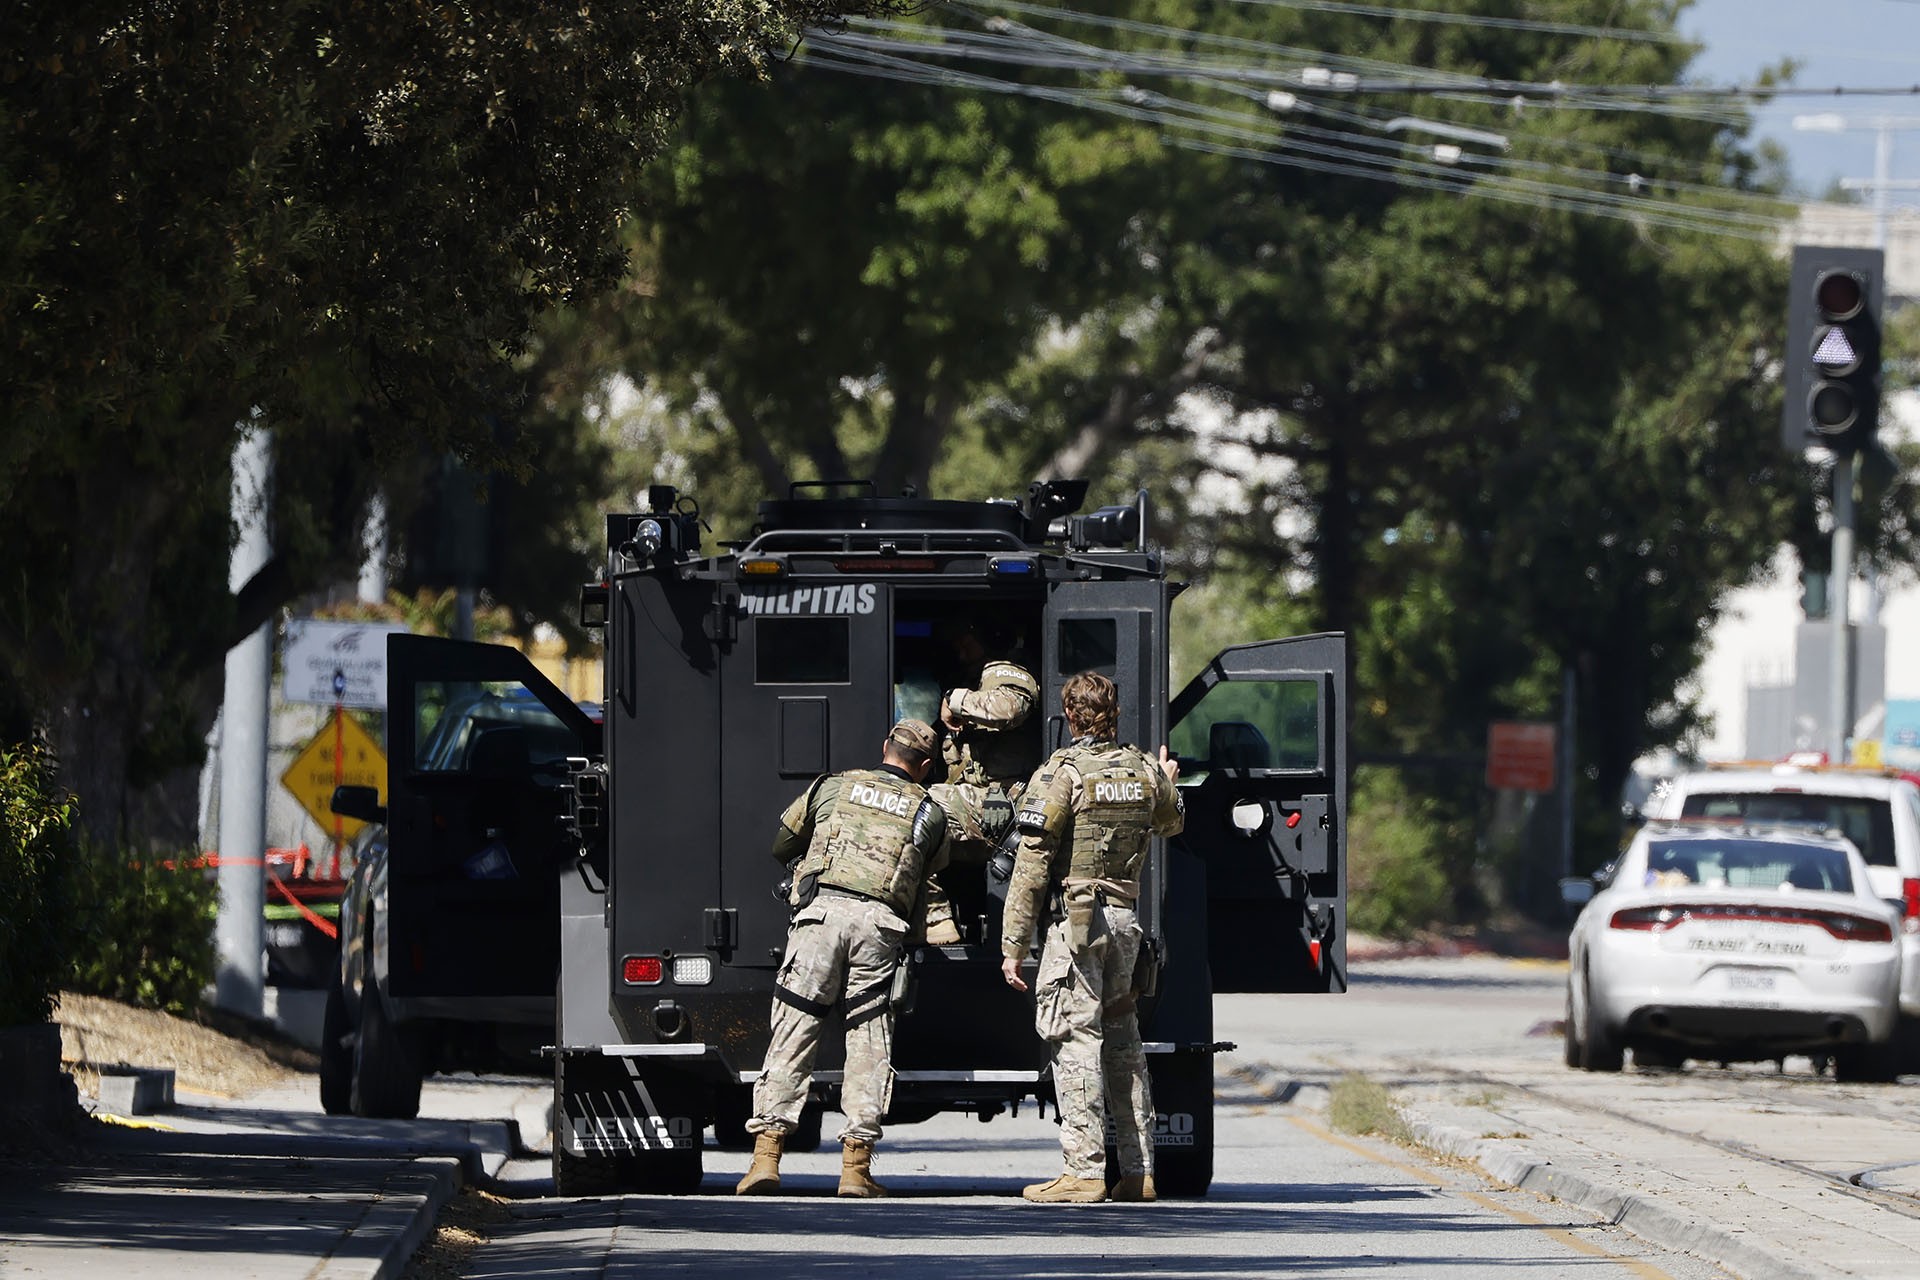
281,710,387,841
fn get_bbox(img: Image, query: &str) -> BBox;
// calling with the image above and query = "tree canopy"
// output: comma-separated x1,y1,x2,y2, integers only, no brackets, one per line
587,0,1871,904
0,0,894,840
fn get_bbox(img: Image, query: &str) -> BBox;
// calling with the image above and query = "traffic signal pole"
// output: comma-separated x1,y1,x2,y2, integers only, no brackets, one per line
1830,454,1855,763
1783,244,1884,761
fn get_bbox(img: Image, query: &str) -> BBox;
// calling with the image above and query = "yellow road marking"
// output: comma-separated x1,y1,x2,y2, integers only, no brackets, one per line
1290,1115,1673,1279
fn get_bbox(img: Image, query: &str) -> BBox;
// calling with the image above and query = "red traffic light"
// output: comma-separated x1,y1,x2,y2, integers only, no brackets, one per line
1814,269,1865,321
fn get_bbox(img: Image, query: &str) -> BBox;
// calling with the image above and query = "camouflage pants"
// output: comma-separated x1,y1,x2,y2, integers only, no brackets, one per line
747,891,906,1145
1032,899,1153,1179
922,778,1022,937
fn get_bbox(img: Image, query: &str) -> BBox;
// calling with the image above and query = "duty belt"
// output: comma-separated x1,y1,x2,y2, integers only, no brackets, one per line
817,884,888,906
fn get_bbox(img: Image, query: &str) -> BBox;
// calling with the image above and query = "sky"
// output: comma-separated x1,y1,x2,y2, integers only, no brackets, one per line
1680,0,1920,201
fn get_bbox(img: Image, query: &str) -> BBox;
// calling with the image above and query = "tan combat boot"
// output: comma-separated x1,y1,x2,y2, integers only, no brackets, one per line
736,1131,784,1195
838,1138,888,1197
923,919,962,945
1112,1173,1156,1202
1022,1174,1108,1203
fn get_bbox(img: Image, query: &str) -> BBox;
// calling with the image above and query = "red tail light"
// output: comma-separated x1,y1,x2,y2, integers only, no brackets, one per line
622,955,664,985
1904,878,1919,919
1610,903,1892,942
1608,906,1672,931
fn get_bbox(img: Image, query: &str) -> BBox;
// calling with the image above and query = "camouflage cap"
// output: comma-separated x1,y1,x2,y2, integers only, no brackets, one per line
887,717,939,757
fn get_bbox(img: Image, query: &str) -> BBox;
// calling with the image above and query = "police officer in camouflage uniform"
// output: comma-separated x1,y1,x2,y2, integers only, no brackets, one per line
1000,672,1183,1204
737,718,950,1199
922,620,1040,945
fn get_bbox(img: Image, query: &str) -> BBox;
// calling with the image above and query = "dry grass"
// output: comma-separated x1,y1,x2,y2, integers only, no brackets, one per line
1328,1073,1414,1145
55,991,315,1099
404,1186,517,1280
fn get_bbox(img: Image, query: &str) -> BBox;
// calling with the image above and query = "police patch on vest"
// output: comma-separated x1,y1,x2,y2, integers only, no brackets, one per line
1091,778,1147,804
850,781,914,816
739,584,879,616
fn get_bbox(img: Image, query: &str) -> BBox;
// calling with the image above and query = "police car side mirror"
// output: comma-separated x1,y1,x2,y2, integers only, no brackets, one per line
1558,877,1595,908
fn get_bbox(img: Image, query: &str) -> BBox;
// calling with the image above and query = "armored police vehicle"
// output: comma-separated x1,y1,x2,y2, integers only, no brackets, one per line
373,478,1348,1196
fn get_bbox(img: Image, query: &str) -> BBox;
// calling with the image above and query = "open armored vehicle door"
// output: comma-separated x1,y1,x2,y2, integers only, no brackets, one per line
1167,634,1348,993
384,634,600,1003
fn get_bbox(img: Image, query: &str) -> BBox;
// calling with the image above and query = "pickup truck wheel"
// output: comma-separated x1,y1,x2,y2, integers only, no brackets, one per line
351,987,424,1118
318,972,353,1116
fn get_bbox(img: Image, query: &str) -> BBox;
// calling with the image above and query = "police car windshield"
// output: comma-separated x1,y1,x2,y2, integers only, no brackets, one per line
1677,792,1894,868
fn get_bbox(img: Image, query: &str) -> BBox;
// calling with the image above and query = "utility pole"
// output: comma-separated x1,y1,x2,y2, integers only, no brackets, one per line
215,423,273,1018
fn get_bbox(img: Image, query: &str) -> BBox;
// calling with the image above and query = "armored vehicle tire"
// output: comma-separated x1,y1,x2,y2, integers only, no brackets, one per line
553,1146,622,1197
318,973,353,1115
351,986,425,1118
788,1101,825,1153
1147,1053,1214,1198
713,1084,752,1150
712,1089,820,1151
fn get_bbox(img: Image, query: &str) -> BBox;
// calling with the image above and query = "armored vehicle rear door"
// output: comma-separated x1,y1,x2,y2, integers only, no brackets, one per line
718,581,895,967
385,635,600,1000
1167,634,1348,993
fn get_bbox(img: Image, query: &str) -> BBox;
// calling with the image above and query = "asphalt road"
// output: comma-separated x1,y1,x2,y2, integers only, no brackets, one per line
446,956,1742,1279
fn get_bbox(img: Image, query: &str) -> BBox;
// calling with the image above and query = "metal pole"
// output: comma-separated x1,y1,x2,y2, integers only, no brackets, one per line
1830,454,1856,763
1560,664,1576,881
1874,123,1893,252
216,423,273,1018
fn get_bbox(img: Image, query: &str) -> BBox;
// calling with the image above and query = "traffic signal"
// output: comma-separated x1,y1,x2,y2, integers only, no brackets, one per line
1782,245,1885,454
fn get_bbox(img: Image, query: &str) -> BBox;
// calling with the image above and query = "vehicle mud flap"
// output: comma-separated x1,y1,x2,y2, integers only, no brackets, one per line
1144,1050,1214,1198
555,1052,705,1194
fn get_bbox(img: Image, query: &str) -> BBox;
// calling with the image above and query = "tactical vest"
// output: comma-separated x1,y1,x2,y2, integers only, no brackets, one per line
1065,743,1160,881
951,660,1041,785
813,768,942,915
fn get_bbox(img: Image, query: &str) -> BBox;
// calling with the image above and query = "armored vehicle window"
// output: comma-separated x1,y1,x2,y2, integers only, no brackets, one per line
1169,678,1322,773
757,617,851,684
1058,617,1118,675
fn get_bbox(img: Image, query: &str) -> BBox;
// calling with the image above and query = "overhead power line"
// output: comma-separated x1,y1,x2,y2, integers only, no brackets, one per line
796,5,1815,240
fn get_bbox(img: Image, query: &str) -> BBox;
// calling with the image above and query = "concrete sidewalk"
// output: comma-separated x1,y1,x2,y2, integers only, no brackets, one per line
1397,1082,1920,1280
0,1075,548,1280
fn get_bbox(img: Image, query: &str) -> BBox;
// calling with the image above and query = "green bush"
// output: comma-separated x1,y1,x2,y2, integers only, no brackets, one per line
0,742,80,1027
67,843,218,1016
1347,766,1453,938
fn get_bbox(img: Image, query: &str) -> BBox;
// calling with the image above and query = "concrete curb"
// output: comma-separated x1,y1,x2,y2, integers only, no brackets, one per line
1405,1113,1820,1280
314,1155,464,1280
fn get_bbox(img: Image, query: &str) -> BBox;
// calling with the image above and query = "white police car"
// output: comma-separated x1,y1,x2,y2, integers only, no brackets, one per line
1643,762,1920,1035
1563,819,1902,1082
